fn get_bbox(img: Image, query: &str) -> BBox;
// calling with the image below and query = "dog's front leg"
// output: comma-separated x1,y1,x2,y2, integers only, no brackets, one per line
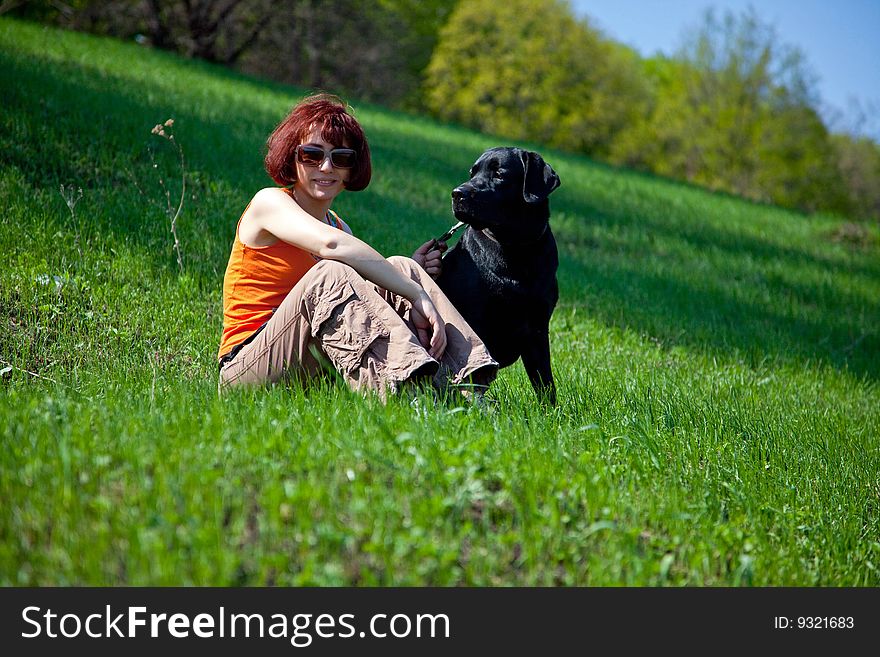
521,330,556,405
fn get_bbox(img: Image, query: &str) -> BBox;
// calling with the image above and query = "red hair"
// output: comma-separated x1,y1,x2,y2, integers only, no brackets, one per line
264,94,372,192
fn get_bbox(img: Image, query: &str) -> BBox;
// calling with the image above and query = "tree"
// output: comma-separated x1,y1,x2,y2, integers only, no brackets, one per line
376,0,456,108
139,0,273,64
234,0,454,106
23,0,277,64
611,7,849,215
832,134,880,221
424,0,648,157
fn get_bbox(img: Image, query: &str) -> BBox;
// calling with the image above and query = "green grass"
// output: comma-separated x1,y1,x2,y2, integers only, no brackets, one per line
2,18,879,586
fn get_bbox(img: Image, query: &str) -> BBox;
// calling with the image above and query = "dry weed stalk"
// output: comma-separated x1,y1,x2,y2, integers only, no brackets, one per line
150,118,186,273
59,183,83,262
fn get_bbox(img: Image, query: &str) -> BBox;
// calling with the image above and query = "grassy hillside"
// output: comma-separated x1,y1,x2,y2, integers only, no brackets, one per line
1,18,878,585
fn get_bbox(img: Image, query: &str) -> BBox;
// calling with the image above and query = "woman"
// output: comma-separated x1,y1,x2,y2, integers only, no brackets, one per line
218,94,497,399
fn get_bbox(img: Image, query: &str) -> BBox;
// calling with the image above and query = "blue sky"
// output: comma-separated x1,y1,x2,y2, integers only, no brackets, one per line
569,0,880,139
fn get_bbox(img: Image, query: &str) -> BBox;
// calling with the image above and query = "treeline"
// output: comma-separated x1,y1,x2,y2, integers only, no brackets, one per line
10,0,454,106
9,0,880,221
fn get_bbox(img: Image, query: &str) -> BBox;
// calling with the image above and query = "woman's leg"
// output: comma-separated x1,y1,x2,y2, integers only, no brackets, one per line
382,256,499,389
219,259,438,397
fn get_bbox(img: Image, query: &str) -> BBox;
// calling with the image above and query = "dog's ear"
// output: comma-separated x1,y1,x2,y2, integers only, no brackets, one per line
520,150,560,204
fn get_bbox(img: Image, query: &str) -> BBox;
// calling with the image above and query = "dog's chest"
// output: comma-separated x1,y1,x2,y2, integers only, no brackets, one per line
468,232,556,298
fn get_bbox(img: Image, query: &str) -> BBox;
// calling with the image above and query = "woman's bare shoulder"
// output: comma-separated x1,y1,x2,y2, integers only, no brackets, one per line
239,188,293,246
249,187,292,212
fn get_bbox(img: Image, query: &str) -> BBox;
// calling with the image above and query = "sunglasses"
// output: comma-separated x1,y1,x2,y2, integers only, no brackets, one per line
295,144,357,169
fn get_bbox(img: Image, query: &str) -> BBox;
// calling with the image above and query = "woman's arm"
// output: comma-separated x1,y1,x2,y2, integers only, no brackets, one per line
247,188,422,299
244,188,446,358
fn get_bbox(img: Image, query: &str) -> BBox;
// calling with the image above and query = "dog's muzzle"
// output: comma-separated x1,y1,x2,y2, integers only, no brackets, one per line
451,185,485,226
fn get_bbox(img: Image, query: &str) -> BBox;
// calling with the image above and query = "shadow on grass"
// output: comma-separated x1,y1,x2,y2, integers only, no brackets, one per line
555,193,879,380
558,186,880,280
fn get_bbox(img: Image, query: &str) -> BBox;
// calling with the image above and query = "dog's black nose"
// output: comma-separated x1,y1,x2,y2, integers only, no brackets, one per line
452,186,470,202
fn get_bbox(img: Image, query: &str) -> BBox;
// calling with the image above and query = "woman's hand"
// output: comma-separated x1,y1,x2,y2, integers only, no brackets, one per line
412,240,447,280
408,290,446,360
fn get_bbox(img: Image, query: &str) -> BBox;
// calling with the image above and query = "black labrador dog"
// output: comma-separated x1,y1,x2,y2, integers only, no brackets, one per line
436,147,561,404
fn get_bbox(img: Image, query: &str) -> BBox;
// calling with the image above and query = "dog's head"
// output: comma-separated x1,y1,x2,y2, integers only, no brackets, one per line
452,147,560,240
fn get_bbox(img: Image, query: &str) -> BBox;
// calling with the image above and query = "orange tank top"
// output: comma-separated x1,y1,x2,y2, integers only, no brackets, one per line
218,196,349,360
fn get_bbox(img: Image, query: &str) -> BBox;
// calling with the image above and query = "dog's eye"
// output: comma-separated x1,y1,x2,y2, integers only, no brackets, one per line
493,169,505,180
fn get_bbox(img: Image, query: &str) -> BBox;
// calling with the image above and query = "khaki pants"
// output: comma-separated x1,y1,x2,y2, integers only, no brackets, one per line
219,256,498,399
